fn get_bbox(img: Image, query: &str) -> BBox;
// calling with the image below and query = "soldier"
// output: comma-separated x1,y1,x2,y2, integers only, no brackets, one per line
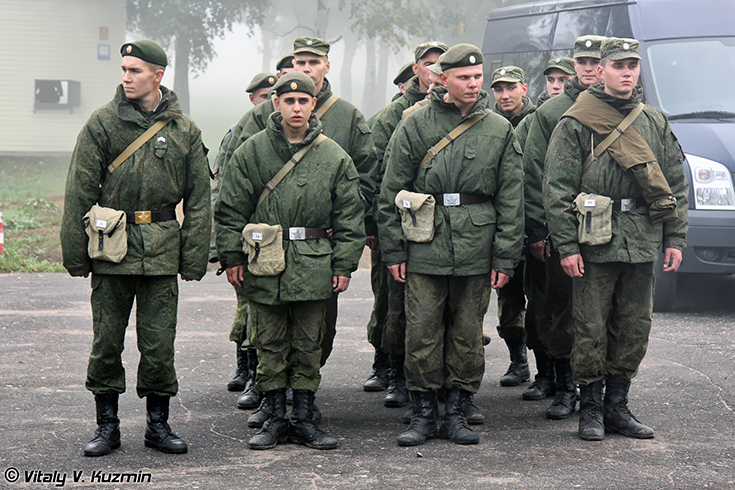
246,72,277,106
521,35,606,419
214,72,365,450
378,43,524,446
276,53,295,78
60,40,210,456
544,37,688,440
363,42,447,408
367,61,416,129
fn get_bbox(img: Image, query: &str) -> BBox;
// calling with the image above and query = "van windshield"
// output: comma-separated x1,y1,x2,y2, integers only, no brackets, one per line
648,37,735,118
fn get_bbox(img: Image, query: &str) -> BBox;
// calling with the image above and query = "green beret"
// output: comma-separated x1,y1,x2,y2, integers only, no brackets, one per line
438,43,483,71
276,53,294,71
120,39,168,67
544,56,575,76
601,37,642,61
293,37,330,57
273,71,316,97
393,61,415,85
491,66,525,87
414,41,448,62
573,35,606,59
427,62,443,75
246,72,277,93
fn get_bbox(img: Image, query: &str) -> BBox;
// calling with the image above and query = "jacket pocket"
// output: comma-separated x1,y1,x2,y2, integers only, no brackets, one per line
467,204,496,227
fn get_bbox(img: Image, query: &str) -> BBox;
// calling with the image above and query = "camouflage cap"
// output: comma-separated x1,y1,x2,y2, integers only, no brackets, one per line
601,37,642,61
491,65,525,87
293,37,330,57
414,41,448,62
120,39,168,67
544,56,575,76
573,35,606,59
393,61,415,85
427,62,443,75
246,72,277,93
273,71,316,97
276,53,295,71
438,44,483,71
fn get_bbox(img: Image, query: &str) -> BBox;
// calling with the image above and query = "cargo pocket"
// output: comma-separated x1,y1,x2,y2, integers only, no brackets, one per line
289,240,333,298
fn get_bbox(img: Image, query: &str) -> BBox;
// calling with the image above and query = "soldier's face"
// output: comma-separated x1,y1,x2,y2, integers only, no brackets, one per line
574,57,602,87
545,69,572,97
413,51,441,92
441,65,483,107
293,54,330,87
121,56,163,101
492,81,528,117
599,58,640,99
427,71,444,93
274,92,317,133
249,87,271,106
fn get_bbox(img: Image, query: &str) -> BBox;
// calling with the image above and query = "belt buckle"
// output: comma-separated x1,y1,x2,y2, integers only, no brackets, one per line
289,227,306,240
135,211,152,224
619,198,635,212
443,193,460,207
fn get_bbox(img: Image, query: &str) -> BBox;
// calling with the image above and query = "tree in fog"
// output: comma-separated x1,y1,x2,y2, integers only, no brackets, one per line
127,0,271,114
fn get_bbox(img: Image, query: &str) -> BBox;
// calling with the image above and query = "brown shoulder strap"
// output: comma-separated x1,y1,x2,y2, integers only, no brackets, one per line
419,110,490,169
107,118,172,175
256,134,328,209
315,95,340,119
582,103,644,171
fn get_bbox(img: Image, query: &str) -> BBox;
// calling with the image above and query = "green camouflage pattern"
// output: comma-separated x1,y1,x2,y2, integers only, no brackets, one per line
209,128,234,262
61,85,211,280
535,89,551,108
545,247,574,359
366,249,389,349
523,253,550,352
514,111,533,149
229,285,249,345
382,271,406,356
493,95,535,128
494,262,526,340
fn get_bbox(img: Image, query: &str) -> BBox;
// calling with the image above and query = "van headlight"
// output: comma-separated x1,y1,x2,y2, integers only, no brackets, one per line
686,154,735,210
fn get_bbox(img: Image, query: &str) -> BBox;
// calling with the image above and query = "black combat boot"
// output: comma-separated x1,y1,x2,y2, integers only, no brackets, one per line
464,394,485,425
499,337,531,386
247,396,271,428
237,349,262,409
248,388,289,449
83,393,121,457
522,350,556,400
546,359,577,419
363,348,390,391
384,355,409,407
289,390,338,449
144,394,188,453
397,391,438,446
604,378,654,439
578,381,605,441
227,345,249,392
439,389,480,445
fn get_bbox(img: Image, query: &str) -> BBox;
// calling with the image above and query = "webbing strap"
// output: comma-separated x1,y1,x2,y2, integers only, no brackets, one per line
315,95,340,119
107,119,171,175
419,110,490,169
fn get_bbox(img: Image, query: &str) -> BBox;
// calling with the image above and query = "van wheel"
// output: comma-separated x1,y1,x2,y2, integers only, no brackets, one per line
653,254,677,312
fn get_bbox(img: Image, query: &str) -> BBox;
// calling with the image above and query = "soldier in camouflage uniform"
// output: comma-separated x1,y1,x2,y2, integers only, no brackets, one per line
60,40,210,457
544,38,688,440
378,44,524,446
366,61,416,129
521,35,606,418
214,72,365,450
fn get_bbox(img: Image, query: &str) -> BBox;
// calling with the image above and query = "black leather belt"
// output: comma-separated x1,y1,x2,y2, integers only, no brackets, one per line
433,193,490,206
612,198,646,212
125,209,177,224
285,227,328,240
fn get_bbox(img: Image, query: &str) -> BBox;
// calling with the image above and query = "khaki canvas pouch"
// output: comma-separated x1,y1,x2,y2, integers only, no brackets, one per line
573,193,613,246
241,223,285,276
395,190,436,243
83,204,128,263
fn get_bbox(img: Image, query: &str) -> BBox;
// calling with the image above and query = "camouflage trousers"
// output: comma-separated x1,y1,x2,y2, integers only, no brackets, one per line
366,249,389,350
229,285,251,348
321,293,338,366
404,273,486,393
495,260,526,341
571,261,654,385
86,274,179,398
545,247,575,360
524,253,552,352
250,299,327,393
366,249,406,356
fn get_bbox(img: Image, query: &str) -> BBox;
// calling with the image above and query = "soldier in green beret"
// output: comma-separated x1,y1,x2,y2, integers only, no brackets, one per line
61,39,211,456
214,71,365,450
544,37,688,441
276,53,295,78
246,72,277,106
377,43,524,446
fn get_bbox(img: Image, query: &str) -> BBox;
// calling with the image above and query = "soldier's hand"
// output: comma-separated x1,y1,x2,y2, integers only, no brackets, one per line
226,265,245,288
561,254,585,278
366,236,380,250
181,275,193,281
388,263,407,283
326,228,334,240
662,248,683,273
490,270,510,289
529,241,551,262
333,275,350,293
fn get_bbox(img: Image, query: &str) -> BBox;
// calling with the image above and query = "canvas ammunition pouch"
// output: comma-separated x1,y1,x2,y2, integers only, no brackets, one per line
573,193,613,246
83,204,128,263
241,223,285,276
395,190,436,242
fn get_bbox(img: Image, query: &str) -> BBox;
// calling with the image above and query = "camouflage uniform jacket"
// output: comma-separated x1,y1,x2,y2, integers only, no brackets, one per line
373,77,427,167
214,113,365,305
523,76,587,244
493,95,535,129
60,85,211,280
377,87,524,277
535,90,551,108
543,84,689,263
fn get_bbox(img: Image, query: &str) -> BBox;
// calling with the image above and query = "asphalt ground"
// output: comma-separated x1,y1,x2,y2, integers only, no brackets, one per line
1,265,734,489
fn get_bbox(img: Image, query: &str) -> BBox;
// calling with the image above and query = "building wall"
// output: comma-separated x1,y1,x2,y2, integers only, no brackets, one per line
0,0,126,154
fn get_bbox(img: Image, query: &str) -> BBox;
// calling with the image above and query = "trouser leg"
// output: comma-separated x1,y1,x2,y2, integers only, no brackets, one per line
546,247,574,360
366,249,389,349
319,293,338,366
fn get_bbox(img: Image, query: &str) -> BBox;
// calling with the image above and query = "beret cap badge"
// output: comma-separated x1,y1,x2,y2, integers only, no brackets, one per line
126,45,132,53
469,55,476,64
290,82,298,90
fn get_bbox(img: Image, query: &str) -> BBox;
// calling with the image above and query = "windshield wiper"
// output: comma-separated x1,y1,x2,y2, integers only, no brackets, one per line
668,111,735,121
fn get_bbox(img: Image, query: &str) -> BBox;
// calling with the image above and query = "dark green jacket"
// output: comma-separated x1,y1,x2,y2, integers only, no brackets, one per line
543,84,689,263
523,76,587,244
535,90,551,108
373,77,427,166
493,95,535,129
60,85,211,280
214,113,365,305
377,87,524,277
